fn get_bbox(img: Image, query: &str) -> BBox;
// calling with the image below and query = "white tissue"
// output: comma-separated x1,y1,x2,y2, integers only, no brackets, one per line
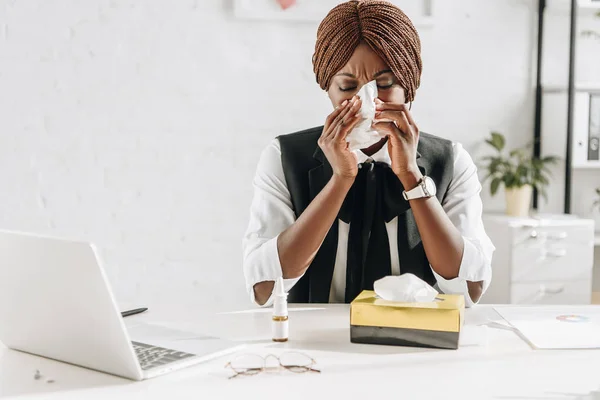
346,80,386,151
373,274,439,303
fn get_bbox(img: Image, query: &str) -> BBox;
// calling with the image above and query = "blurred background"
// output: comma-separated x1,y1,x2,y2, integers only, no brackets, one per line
0,0,599,311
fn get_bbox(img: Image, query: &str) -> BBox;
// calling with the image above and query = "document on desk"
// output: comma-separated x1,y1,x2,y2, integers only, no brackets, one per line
494,306,600,349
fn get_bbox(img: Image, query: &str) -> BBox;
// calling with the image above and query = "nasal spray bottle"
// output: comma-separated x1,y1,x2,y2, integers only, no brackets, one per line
272,277,289,342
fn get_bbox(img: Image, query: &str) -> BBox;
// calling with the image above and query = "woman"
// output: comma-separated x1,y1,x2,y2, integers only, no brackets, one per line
243,0,494,307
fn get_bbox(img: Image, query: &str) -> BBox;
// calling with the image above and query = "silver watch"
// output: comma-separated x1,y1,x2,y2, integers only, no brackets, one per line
402,176,437,200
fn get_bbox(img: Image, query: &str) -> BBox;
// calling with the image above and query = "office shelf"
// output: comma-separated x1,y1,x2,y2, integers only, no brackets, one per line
543,82,600,93
546,0,600,14
579,0,600,9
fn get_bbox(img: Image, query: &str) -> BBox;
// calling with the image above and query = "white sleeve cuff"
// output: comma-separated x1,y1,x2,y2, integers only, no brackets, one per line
458,237,492,282
246,235,302,307
431,237,492,308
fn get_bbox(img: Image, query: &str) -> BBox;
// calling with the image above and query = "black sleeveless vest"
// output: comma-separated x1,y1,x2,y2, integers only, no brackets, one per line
277,127,454,303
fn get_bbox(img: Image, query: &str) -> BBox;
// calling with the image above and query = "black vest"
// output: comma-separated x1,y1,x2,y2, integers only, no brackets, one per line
277,127,454,303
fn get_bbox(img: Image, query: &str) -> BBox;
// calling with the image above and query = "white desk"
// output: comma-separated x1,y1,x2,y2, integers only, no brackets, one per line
1,304,600,399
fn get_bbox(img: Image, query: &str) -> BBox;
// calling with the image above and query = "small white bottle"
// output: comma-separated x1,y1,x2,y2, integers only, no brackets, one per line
272,277,289,342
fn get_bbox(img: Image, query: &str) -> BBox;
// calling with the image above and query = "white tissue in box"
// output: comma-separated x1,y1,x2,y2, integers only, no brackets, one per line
374,274,438,303
346,80,385,151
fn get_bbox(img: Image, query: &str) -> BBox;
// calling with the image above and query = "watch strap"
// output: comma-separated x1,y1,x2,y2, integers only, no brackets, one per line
402,177,433,200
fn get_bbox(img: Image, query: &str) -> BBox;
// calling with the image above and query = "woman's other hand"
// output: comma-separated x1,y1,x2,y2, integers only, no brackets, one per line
372,99,422,188
318,96,362,182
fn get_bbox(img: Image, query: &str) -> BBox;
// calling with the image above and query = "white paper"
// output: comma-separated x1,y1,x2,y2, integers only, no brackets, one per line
345,80,385,151
374,274,438,303
494,306,600,349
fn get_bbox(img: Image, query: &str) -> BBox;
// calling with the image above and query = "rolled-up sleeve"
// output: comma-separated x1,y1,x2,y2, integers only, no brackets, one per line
242,139,302,306
431,142,495,307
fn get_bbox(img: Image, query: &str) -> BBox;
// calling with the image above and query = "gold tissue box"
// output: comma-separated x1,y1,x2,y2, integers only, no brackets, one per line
350,290,465,350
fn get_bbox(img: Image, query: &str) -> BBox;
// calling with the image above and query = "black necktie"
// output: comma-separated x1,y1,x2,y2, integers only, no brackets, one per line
339,161,410,303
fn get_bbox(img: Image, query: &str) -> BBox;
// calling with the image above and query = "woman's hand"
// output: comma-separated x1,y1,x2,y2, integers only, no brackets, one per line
372,99,422,188
318,96,362,181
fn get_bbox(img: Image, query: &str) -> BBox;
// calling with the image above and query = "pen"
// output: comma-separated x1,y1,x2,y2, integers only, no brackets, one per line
121,307,148,318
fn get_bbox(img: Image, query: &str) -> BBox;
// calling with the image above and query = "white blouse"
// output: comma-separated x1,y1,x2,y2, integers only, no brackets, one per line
243,138,495,307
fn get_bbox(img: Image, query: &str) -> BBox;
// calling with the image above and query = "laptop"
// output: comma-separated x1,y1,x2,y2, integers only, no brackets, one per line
0,230,242,380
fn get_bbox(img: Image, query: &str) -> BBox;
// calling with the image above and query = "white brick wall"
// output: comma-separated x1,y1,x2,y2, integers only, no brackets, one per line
1,0,596,311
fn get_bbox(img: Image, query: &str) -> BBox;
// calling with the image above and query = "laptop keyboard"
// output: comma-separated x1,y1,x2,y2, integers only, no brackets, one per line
132,341,196,371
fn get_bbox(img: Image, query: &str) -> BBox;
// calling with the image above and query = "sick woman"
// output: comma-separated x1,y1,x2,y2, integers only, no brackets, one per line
243,0,494,307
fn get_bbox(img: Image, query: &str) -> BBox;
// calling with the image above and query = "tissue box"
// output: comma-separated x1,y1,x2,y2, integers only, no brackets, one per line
350,290,465,350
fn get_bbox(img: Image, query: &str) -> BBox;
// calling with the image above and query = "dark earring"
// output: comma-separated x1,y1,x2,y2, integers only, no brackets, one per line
409,102,413,111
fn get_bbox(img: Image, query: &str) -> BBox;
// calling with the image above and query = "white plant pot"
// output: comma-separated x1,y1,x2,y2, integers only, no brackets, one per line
505,185,533,217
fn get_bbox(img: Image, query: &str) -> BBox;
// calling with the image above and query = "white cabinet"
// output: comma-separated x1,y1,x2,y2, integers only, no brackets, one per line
481,214,595,305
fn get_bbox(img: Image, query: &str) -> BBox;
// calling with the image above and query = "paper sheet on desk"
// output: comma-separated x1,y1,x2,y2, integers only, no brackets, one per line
495,306,600,349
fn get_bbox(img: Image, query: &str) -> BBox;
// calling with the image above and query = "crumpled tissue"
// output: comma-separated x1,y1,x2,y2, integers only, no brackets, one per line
345,80,386,151
373,274,439,303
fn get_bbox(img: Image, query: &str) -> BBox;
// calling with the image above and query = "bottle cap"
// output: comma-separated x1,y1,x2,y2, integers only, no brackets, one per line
273,277,288,317
275,276,286,297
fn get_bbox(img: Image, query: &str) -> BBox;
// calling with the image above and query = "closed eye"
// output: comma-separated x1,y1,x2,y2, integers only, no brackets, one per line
377,83,394,90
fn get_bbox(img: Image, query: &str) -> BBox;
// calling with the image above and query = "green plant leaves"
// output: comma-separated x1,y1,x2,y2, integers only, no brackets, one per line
490,177,502,196
542,155,559,163
479,131,560,200
509,149,522,158
485,132,506,152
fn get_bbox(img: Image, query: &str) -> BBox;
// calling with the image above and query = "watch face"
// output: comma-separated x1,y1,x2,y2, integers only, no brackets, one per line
424,176,437,196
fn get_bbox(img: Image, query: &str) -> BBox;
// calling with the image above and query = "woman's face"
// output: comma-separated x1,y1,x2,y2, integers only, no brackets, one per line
327,43,406,107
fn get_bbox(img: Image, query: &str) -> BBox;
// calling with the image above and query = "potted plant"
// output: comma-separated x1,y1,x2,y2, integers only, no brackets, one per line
480,132,559,217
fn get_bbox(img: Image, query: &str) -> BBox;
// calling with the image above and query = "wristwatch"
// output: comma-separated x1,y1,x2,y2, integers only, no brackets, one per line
402,176,437,201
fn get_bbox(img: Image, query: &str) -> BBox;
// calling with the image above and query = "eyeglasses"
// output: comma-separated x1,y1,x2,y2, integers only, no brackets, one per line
224,352,320,379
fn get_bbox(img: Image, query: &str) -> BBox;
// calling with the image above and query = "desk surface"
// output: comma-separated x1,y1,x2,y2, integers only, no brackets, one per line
1,304,600,400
